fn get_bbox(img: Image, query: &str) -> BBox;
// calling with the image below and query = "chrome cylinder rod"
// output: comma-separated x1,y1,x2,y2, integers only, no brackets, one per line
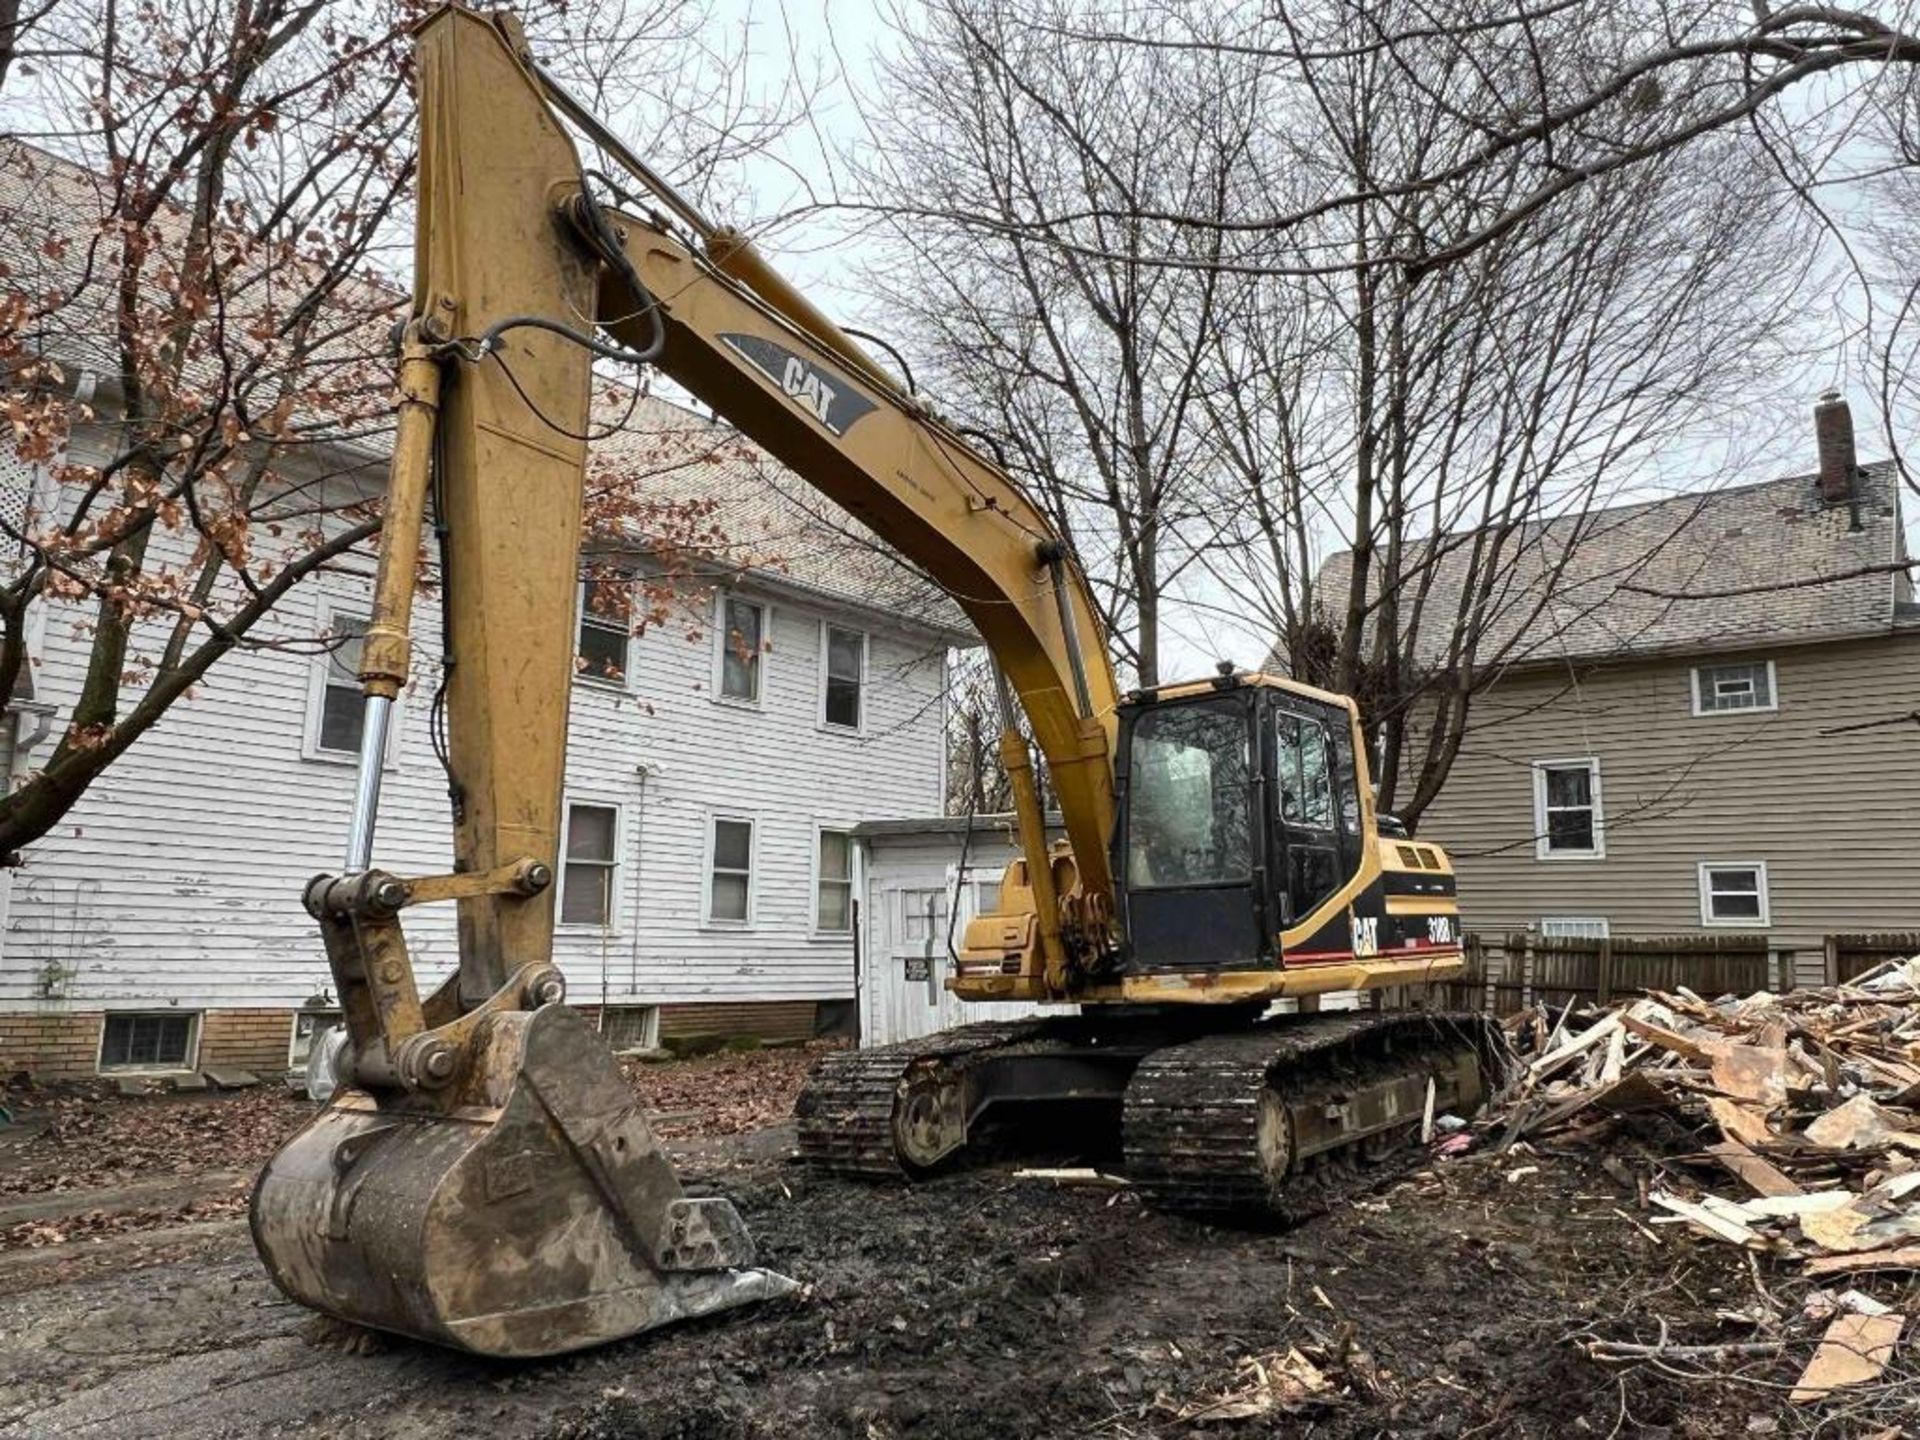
344,694,394,871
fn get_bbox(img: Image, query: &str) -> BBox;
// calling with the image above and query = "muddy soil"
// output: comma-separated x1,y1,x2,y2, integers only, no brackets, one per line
0,1113,1781,1440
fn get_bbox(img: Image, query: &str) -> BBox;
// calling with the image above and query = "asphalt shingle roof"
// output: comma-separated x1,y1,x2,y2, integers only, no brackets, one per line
0,138,969,636
1297,463,1904,671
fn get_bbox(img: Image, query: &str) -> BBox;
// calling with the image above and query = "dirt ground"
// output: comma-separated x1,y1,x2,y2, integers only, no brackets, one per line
0,1054,1889,1439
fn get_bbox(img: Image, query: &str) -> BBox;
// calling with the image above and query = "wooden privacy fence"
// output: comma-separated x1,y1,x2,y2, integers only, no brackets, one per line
1447,932,1780,1016
1826,932,1920,986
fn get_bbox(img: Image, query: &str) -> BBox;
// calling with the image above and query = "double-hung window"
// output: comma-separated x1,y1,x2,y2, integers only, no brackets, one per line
816,828,854,933
1532,758,1603,859
717,596,765,704
577,579,629,685
308,610,393,762
1692,661,1776,716
708,817,755,924
559,802,620,927
1700,861,1769,926
822,625,865,730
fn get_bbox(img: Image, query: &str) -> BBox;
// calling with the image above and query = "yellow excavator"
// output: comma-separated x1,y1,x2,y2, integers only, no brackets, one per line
251,4,1497,1360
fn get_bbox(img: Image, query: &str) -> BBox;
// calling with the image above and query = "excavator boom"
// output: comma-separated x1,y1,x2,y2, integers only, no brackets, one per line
251,2,1489,1358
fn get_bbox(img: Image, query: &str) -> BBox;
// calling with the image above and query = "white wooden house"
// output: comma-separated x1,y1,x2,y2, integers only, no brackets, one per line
0,396,971,1080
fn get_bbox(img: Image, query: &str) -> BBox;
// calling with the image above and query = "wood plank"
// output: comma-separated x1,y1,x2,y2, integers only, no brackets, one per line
1790,1312,1904,1404
1704,1140,1801,1199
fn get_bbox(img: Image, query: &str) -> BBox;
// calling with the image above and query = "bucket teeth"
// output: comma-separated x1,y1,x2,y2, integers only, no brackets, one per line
251,1003,795,1357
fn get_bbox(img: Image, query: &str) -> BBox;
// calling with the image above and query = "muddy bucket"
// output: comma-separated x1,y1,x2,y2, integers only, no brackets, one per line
251,1002,796,1357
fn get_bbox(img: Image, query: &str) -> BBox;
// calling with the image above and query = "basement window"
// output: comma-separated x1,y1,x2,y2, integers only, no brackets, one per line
600,1005,660,1054
99,1012,198,1072
1692,660,1776,716
1541,916,1610,940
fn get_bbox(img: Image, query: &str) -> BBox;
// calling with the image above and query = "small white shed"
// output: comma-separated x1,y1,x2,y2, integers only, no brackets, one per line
854,815,1071,1047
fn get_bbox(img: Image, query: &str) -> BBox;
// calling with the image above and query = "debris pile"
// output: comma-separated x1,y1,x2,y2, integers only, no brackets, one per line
1497,955,1920,1407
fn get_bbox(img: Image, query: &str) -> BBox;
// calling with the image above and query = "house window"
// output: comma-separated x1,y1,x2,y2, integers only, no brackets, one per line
1532,758,1603,859
99,1012,197,1071
600,1005,660,1054
823,625,865,729
1700,861,1769,927
817,828,854,932
577,579,629,684
315,614,370,756
718,596,764,703
1693,661,1776,715
1541,916,1610,940
708,817,755,923
559,802,620,927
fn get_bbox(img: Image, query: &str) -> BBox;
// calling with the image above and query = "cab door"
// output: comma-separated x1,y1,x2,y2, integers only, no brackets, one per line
1270,706,1343,934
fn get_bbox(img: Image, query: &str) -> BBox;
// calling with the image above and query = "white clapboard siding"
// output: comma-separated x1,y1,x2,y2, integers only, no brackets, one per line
0,448,955,1012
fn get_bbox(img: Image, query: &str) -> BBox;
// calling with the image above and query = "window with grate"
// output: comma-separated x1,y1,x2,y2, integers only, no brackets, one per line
1693,661,1776,715
601,1005,659,1054
100,1012,196,1070
1541,916,1610,940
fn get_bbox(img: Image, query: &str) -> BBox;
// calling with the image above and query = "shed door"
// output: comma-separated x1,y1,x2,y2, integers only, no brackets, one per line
867,868,1051,1047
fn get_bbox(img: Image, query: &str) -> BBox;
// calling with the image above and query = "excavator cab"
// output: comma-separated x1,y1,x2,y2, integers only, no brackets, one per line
1112,674,1375,976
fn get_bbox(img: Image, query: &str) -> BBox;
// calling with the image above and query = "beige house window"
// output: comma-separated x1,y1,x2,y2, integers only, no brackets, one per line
1700,861,1769,927
1692,660,1776,715
1531,758,1604,860
1541,916,1609,939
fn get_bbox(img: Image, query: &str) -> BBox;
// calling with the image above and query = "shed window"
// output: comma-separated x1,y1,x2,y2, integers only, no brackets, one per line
100,1012,197,1071
1693,661,1775,715
1532,759,1603,859
708,817,755,923
560,802,619,927
1700,861,1769,926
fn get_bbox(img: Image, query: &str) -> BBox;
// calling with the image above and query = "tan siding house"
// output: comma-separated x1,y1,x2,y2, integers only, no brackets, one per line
1420,631,1920,984
1312,396,1920,988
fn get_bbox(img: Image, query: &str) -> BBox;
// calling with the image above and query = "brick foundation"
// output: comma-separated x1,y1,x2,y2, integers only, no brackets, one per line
198,1009,297,1075
0,999,827,1081
0,1010,105,1081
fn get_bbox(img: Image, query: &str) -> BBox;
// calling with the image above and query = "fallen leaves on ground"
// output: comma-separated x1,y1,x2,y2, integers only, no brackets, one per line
620,1042,831,1138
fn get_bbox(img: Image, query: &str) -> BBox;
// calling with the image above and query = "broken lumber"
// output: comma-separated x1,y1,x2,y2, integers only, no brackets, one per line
1790,1312,1905,1404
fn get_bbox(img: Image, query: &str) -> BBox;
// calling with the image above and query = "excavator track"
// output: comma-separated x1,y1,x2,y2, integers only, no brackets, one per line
1122,1011,1501,1222
795,1019,1061,1178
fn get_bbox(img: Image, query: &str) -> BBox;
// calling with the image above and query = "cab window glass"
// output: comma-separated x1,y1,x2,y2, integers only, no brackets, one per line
1126,702,1252,889
1276,712,1334,831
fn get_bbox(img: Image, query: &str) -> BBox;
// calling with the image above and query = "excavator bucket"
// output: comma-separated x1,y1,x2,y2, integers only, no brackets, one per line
251,1002,796,1357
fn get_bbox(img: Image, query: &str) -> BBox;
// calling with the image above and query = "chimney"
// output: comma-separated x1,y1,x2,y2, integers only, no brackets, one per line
1815,391,1858,504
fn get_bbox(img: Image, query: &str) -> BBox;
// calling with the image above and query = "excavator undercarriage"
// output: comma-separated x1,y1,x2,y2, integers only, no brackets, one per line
798,1011,1506,1220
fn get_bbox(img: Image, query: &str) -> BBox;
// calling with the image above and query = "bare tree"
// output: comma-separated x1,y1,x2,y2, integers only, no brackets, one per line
854,0,1262,687
0,0,796,857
